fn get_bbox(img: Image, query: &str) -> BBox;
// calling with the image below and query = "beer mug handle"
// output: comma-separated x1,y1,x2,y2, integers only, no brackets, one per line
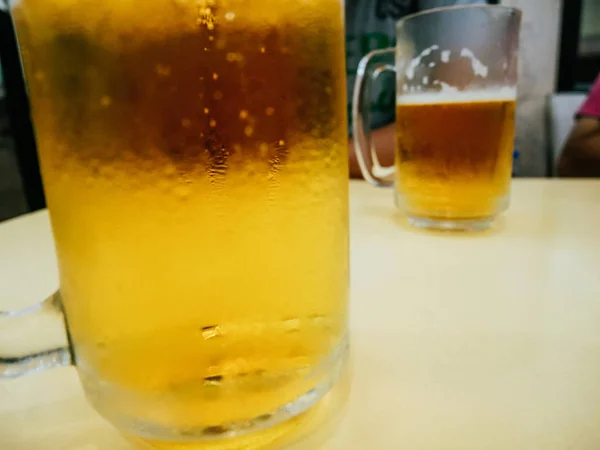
0,292,72,378
352,48,396,187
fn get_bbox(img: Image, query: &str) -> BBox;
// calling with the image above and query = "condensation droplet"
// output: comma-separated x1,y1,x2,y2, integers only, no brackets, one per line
164,163,177,176
212,72,219,80
265,107,275,116
174,184,191,198
209,119,217,127
260,46,266,53
226,52,244,63
155,64,171,77
100,96,112,107
244,126,254,137
204,107,210,114
123,150,136,161
239,110,248,120
201,325,222,340
181,118,191,128
224,11,235,21
278,139,285,146
207,23,215,31
283,318,301,333
209,36,214,41
99,165,116,178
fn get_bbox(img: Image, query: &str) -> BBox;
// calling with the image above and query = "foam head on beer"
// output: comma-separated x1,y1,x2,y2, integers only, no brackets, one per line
397,86,517,105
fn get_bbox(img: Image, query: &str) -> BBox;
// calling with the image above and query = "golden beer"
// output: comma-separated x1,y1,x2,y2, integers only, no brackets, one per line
12,0,348,439
395,90,516,222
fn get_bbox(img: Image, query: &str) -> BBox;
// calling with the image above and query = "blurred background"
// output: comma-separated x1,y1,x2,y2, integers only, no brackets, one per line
0,0,598,221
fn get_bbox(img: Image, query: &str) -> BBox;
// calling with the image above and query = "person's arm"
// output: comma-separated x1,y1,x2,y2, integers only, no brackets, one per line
557,117,600,177
348,124,396,178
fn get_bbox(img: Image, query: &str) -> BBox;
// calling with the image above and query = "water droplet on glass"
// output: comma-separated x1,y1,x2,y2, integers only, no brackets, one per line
204,107,210,114
260,46,266,53
224,11,235,21
164,163,177,176
203,375,223,387
277,139,285,146
204,425,227,435
201,325,222,340
226,52,244,63
181,118,191,128
239,110,248,120
283,318,301,333
100,96,112,107
155,64,171,77
99,165,116,178
265,107,275,116
209,119,217,127
212,72,219,80
174,184,191,198
213,91,223,100
123,150,136,161
207,23,215,31
244,126,254,137
209,36,214,41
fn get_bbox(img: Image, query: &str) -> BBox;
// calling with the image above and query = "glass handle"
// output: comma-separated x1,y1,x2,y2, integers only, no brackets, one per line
352,47,396,187
0,291,72,378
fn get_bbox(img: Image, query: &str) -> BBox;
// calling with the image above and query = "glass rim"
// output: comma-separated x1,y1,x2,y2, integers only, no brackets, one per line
397,4,522,27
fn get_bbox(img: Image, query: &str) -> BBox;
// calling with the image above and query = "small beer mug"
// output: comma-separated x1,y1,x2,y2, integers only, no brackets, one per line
353,5,522,231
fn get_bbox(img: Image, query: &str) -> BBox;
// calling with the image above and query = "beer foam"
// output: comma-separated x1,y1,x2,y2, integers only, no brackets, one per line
397,87,516,105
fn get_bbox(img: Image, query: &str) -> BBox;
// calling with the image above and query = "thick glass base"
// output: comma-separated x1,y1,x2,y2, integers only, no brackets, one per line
407,215,495,232
127,352,351,450
82,336,349,445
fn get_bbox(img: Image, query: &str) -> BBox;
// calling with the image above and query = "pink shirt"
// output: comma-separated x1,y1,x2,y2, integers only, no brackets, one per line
578,74,600,118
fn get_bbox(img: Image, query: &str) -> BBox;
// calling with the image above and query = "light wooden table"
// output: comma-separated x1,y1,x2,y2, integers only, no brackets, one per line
1,179,600,449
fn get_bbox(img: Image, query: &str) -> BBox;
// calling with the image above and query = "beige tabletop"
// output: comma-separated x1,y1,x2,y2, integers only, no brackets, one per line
1,179,600,449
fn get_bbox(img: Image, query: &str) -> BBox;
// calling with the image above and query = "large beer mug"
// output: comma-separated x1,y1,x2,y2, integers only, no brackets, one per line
353,5,521,231
1,0,349,446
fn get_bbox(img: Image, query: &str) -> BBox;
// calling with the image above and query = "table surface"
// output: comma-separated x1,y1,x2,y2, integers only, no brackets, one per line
2,179,600,449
